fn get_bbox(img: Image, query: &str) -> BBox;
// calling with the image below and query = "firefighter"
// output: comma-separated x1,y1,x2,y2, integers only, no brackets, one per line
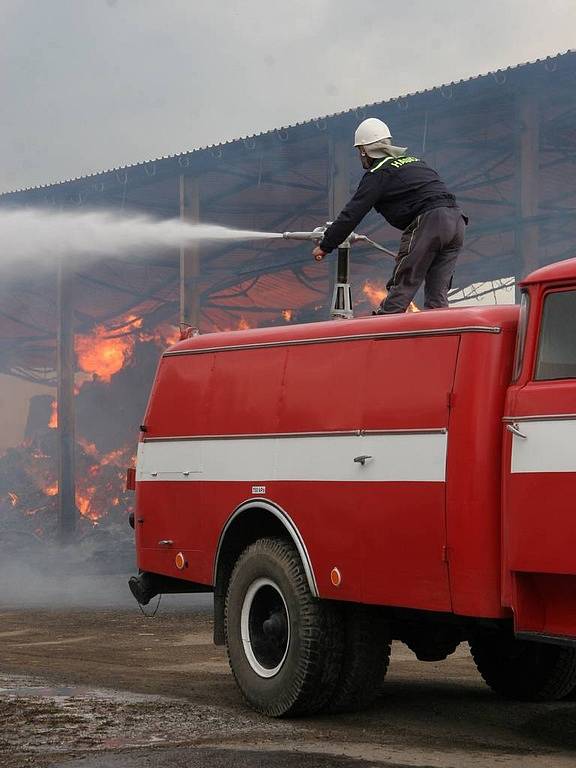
312,118,467,313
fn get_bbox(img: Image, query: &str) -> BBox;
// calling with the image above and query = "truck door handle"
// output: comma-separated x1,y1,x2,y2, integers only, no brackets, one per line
507,423,527,439
158,539,174,546
354,455,373,466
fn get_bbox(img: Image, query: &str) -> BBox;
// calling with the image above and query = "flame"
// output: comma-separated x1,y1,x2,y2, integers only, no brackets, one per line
76,315,180,383
37,441,134,523
362,280,387,307
152,323,180,347
76,488,97,520
237,316,252,330
74,440,135,522
76,324,135,382
7,382,138,533
282,309,293,322
138,322,180,348
48,399,58,428
101,448,124,466
362,280,420,313
45,482,58,497
77,437,98,458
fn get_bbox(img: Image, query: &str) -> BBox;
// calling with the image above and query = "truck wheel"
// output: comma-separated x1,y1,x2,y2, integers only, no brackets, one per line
470,631,576,701
225,537,343,717
562,683,576,700
328,604,391,713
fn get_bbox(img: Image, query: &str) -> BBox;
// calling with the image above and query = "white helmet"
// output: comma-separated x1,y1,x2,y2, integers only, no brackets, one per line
354,117,392,147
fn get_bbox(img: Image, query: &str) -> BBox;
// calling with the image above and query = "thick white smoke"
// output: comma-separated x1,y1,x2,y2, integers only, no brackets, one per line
0,208,282,270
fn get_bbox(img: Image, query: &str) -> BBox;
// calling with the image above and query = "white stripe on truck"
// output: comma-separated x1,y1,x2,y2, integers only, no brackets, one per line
136,431,448,483
511,418,576,474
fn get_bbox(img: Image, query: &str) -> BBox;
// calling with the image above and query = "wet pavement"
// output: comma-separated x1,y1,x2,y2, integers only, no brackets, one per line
54,748,406,767
1,604,576,767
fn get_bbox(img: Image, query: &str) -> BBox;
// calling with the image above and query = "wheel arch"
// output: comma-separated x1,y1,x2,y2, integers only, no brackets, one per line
212,499,318,645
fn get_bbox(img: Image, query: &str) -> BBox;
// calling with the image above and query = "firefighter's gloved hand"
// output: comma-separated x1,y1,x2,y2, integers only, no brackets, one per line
312,246,326,261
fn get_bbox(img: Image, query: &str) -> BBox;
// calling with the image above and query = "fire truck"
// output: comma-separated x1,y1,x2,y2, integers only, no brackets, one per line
129,257,576,717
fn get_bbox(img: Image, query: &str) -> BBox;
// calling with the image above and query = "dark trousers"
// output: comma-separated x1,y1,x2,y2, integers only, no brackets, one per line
379,207,466,313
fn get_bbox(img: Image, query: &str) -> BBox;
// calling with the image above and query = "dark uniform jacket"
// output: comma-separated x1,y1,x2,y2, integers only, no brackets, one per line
319,155,459,253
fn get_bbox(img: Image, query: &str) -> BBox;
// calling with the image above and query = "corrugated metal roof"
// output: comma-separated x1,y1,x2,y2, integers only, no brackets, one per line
2,49,574,198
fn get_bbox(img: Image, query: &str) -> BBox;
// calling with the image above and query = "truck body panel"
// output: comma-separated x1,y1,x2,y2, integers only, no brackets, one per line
445,326,517,618
136,306,521,619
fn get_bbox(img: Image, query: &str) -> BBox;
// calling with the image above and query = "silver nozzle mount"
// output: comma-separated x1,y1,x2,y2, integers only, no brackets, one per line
281,222,396,321
282,224,395,256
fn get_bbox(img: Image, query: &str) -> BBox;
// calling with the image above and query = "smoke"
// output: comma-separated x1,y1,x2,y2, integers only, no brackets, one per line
0,207,277,608
0,543,213,611
0,208,282,272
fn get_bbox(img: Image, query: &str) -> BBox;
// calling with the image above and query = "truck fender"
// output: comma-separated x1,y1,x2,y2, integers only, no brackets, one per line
212,499,319,645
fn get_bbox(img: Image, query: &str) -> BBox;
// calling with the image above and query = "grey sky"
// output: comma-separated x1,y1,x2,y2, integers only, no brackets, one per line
0,0,574,194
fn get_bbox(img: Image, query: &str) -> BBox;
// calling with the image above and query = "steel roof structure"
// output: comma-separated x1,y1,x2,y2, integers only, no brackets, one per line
1,50,575,383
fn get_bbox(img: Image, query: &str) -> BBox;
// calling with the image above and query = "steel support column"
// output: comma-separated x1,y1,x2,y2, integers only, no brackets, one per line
57,258,77,544
328,134,352,220
179,174,201,327
327,135,352,315
516,93,540,277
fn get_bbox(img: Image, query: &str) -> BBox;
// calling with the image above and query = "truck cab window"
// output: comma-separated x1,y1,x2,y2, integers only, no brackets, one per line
535,290,576,381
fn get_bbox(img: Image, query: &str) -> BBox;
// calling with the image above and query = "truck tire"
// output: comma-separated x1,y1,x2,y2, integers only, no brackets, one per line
225,537,343,717
562,683,576,700
470,631,576,701
328,604,391,713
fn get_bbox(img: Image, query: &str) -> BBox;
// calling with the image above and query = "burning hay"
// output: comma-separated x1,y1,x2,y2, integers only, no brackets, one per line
0,315,180,569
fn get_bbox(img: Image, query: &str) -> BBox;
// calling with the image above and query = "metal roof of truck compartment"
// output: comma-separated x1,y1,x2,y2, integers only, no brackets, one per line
520,256,576,286
164,305,519,357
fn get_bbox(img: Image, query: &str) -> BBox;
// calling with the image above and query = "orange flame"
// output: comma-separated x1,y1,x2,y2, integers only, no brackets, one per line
362,280,420,313
48,399,58,429
39,441,134,523
76,324,135,382
76,487,97,520
138,322,180,348
78,437,99,458
45,482,58,497
152,323,180,347
101,448,124,466
282,309,293,322
7,491,18,507
362,280,387,307
74,440,135,522
76,315,181,383
237,316,252,330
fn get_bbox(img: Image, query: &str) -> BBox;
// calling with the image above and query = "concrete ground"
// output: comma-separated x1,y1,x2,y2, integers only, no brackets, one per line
1,596,576,768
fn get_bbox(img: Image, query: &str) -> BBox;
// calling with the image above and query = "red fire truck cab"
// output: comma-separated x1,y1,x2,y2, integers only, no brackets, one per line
130,257,576,717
